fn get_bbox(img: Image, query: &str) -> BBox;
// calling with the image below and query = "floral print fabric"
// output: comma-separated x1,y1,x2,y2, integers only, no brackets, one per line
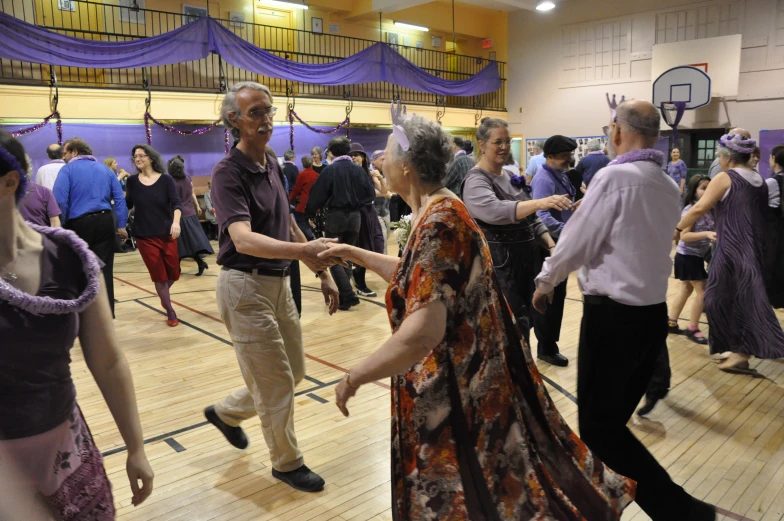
386,197,635,521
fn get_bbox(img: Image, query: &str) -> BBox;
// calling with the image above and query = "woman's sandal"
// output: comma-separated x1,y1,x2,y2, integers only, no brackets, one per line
717,354,758,375
668,320,683,335
685,328,708,345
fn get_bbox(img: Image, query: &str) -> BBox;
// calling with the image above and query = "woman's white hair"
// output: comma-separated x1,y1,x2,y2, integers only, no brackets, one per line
388,114,453,184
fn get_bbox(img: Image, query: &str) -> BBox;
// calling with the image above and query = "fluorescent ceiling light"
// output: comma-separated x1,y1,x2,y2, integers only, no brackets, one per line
258,0,308,10
394,21,429,32
536,1,555,11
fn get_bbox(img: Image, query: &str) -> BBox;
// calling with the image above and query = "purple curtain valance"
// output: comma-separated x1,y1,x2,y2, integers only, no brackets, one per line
0,11,501,97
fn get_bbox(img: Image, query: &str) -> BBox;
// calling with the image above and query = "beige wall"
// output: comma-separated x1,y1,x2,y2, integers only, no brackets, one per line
0,85,505,130
508,0,784,142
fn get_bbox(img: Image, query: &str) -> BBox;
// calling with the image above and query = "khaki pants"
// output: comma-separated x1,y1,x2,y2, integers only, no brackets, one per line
214,268,305,472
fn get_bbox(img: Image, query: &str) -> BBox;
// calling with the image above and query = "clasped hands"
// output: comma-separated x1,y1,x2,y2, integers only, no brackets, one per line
301,238,353,272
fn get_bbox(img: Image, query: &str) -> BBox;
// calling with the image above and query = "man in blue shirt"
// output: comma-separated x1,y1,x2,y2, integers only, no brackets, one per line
53,137,128,317
575,138,611,187
525,140,545,180
530,135,578,367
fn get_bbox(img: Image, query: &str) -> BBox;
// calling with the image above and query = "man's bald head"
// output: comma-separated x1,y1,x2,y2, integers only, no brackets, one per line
46,144,62,160
615,100,661,147
729,127,751,139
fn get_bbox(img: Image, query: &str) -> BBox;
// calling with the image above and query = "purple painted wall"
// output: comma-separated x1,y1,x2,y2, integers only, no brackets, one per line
2,123,392,178
759,129,784,179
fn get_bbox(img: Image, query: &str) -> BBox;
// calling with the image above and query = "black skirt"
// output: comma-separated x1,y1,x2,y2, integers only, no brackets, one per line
177,214,215,259
674,252,707,281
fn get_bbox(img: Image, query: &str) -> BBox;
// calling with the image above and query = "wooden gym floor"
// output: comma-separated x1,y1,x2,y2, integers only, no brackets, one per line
70,242,784,521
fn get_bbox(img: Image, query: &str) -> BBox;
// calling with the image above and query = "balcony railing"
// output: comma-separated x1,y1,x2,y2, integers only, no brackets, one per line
0,0,507,112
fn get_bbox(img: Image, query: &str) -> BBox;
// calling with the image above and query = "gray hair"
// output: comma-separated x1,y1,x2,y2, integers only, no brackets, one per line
717,134,753,166
221,82,274,140
283,150,295,161
311,146,323,157
532,140,544,152
301,155,313,168
616,101,660,146
587,138,602,151
476,117,509,143
388,114,453,185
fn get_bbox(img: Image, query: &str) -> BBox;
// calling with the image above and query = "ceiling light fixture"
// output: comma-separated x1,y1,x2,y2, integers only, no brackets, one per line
258,0,308,10
394,21,429,32
536,1,555,11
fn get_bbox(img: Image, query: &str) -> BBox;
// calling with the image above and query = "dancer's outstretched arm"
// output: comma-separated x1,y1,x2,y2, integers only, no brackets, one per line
318,243,399,283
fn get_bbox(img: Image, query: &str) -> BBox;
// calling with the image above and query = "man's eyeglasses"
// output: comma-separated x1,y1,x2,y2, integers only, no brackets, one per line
240,106,277,120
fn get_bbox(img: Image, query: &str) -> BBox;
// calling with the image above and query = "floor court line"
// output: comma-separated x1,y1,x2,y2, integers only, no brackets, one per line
114,275,391,390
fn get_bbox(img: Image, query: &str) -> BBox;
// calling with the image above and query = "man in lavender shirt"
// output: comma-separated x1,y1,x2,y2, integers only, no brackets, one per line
529,135,578,367
34,144,65,191
532,100,716,521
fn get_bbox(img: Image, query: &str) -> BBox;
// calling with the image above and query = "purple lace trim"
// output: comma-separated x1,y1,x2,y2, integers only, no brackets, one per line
68,155,98,163
454,149,466,157
609,149,665,167
332,155,353,163
0,224,101,315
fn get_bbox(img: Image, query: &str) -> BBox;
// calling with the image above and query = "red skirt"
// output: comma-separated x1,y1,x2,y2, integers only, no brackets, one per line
136,235,180,282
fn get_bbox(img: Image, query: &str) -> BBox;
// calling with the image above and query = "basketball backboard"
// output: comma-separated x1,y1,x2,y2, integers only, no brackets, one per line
651,34,741,99
652,65,712,109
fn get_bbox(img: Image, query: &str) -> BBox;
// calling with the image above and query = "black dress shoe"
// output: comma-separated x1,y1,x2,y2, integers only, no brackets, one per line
637,397,659,416
537,353,569,367
272,465,325,492
204,406,249,449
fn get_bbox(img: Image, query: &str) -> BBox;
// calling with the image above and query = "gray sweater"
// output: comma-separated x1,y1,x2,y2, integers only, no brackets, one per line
462,166,549,237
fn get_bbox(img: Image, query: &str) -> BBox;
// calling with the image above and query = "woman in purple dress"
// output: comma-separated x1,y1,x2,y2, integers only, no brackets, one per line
667,148,687,195
167,155,214,276
677,133,784,375
0,130,153,519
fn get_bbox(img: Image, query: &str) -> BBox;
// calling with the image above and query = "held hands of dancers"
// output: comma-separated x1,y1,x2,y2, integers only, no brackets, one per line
301,237,340,271
317,241,354,268
118,227,128,239
127,449,154,506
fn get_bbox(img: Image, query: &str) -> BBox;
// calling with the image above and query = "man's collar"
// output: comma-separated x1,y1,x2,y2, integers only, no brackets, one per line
230,147,274,174
50,159,65,164
283,160,295,165
587,150,604,155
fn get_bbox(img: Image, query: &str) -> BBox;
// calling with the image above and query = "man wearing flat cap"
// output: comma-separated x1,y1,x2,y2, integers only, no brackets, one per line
530,135,578,367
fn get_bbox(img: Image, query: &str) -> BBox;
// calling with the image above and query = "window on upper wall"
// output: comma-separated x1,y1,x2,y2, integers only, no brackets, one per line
561,18,631,85
655,1,743,44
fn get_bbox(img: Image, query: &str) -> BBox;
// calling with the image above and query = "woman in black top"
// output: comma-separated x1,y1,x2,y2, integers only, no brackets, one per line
125,144,183,327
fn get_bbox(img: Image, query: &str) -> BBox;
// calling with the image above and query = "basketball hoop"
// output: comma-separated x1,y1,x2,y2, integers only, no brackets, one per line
661,101,687,145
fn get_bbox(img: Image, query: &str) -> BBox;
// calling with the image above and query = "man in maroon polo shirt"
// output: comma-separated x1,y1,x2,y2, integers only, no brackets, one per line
203,81,339,493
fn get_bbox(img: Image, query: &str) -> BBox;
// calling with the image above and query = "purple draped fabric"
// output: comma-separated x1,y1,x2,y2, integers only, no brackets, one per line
0,12,501,97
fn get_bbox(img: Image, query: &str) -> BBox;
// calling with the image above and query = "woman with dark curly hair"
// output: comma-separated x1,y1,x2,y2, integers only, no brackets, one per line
125,144,183,326
168,155,213,276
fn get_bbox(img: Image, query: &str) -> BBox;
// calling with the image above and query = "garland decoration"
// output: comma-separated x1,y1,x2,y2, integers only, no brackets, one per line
287,108,350,154
144,111,230,154
11,111,63,145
